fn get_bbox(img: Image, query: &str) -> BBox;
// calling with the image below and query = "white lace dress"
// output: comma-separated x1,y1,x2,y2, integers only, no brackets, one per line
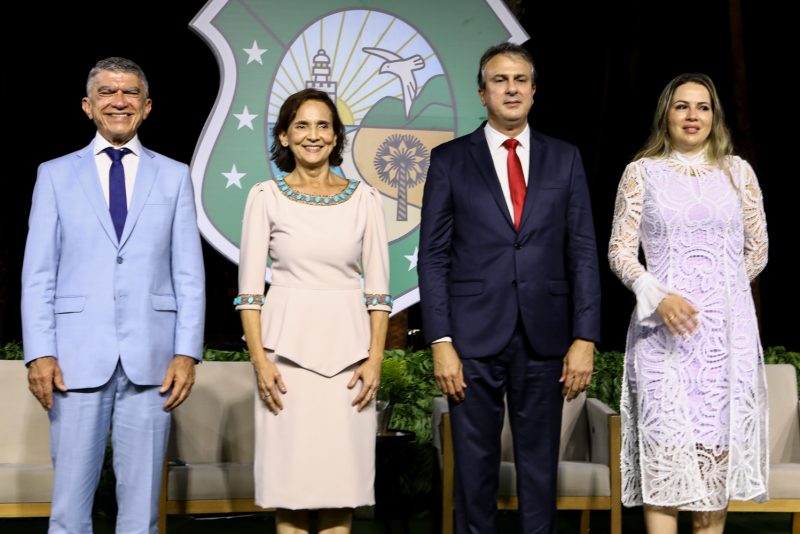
608,152,769,510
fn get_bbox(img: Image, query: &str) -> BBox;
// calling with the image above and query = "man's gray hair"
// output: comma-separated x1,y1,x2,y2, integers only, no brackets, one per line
477,43,536,90
86,57,149,98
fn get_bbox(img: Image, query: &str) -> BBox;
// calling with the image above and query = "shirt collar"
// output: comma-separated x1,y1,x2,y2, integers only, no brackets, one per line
484,122,530,150
93,133,142,157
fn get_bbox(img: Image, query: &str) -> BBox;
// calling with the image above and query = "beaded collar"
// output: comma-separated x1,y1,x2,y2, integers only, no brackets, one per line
274,175,360,206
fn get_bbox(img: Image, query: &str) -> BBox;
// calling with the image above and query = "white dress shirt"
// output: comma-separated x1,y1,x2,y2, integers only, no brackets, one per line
92,133,143,208
484,122,530,219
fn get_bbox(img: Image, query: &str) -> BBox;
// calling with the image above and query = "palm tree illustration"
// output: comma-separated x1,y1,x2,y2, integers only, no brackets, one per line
373,134,429,221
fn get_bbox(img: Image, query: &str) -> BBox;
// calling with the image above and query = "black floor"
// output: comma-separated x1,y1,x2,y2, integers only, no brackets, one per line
1,508,793,533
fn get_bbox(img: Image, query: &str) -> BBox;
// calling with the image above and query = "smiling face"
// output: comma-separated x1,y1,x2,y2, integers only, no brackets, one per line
478,53,535,136
667,82,712,155
82,70,151,146
278,100,337,171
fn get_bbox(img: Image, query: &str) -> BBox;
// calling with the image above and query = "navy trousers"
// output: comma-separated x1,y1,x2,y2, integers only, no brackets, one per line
449,323,564,534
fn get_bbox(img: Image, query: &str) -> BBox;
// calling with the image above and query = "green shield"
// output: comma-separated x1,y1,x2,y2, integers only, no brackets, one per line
190,0,527,313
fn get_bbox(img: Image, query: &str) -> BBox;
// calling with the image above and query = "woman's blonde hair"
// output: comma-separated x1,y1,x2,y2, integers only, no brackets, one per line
635,73,733,165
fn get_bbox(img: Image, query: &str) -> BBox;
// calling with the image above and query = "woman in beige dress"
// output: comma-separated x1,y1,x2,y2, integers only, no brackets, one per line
236,88,391,533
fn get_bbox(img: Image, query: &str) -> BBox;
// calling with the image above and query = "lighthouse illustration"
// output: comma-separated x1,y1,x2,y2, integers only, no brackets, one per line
306,48,337,103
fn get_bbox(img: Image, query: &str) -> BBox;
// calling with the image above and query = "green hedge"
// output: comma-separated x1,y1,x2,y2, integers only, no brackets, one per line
0,342,23,360
582,346,800,412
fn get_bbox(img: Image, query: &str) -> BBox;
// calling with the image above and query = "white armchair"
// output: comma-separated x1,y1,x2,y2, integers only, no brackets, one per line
160,361,265,532
728,363,800,534
0,360,53,518
432,393,621,534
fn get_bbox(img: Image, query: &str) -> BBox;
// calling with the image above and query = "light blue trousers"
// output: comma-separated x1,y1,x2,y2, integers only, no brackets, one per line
48,361,170,534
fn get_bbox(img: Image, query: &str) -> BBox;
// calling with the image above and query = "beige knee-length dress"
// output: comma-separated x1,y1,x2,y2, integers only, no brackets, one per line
236,177,391,509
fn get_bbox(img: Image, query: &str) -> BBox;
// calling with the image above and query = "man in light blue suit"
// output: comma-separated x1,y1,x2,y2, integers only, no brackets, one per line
21,57,205,534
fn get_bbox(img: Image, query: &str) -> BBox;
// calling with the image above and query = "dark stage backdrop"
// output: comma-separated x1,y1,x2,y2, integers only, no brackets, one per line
2,1,796,352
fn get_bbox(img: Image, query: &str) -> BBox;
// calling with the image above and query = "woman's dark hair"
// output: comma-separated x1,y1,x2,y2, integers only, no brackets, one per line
270,88,346,172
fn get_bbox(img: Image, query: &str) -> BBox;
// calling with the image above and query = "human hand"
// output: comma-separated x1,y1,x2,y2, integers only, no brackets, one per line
251,353,287,414
560,339,594,401
657,294,699,336
432,342,466,401
161,355,197,411
349,355,382,411
28,356,67,410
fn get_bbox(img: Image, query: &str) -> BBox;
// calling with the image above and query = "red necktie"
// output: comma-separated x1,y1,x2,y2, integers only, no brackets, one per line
503,138,526,230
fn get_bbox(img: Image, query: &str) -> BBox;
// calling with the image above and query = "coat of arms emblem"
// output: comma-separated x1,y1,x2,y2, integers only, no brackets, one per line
191,0,527,313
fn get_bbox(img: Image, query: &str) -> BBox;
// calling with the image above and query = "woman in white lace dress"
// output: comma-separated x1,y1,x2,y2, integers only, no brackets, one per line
608,73,768,533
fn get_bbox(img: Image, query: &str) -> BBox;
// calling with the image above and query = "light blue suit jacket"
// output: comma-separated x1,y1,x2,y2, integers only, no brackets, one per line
21,141,205,389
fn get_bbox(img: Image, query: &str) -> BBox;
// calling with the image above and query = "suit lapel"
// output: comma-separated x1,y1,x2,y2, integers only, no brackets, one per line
518,130,547,231
119,146,157,247
74,144,119,246
468,125,514,228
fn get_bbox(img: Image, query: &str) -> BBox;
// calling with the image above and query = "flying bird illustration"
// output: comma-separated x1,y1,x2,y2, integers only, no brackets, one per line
362,47,425,118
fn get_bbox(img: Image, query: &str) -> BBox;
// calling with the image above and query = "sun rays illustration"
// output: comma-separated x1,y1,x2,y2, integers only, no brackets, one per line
267,10,443,127
262,9,455,245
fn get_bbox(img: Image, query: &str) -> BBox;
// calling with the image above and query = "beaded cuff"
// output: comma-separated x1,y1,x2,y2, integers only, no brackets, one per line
274,175,360,205
233,294,266,306
364,293,393,309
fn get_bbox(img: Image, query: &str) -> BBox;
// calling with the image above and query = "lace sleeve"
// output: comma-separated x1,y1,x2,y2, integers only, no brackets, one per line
608,161,670,326
736,159,768,280
608,162,646,288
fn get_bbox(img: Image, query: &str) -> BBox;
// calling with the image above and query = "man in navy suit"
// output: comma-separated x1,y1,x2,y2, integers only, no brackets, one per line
419,43,601,534
22,57,205,533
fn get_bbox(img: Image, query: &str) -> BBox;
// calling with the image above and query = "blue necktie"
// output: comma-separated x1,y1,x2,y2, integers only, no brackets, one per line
105,147,131,241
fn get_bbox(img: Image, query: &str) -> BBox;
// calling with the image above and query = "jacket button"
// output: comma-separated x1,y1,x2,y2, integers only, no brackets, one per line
117,256,123,264
511,280,517,287
513,243,521,250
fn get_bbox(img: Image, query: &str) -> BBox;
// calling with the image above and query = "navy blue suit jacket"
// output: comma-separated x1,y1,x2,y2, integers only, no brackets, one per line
418,124,601,359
